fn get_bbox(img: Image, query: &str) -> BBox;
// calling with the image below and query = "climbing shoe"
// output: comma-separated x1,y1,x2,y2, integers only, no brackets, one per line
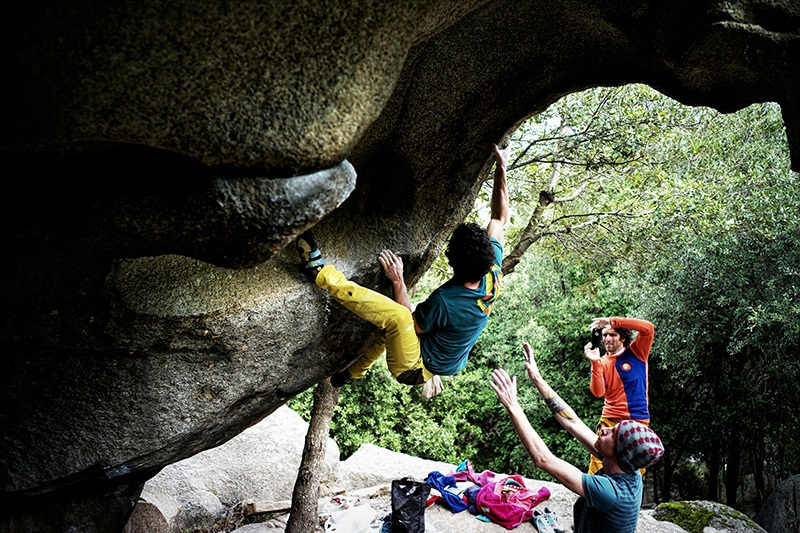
296,230,324,282
533,510,555,533
543,508,565,533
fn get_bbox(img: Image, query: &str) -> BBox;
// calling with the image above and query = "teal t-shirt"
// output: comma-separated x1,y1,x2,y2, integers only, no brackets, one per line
414,238,502,376
574,471,642,533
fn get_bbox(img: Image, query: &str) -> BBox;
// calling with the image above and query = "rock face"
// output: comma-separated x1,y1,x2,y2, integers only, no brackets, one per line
755,474,800,533
1,1,799,531
128,426,768,533
125,405,340,532
652,501,766,533
125,413,685,533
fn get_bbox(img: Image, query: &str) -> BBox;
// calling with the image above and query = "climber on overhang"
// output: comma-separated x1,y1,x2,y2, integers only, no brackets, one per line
296,143,510,398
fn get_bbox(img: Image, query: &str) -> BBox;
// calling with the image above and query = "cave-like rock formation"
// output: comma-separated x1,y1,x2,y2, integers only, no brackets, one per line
1,1,798,531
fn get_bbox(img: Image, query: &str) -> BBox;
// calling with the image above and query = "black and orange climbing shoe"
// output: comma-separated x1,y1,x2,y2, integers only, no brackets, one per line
296,230,324,282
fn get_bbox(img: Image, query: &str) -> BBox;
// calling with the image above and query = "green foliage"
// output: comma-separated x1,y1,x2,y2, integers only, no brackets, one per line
631,228,800,501
289,359,500,464
670,460,708,501
470,250,635,479
294,84,798,516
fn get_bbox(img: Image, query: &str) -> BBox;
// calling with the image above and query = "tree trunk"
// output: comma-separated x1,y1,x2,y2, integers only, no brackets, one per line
651,461,660,504
663,465,674,502
501,192,552,274
661,454,673,502
707,438,720,501
725,434,741,509
285,380,340,533
752,435,765,510
661,443,682,502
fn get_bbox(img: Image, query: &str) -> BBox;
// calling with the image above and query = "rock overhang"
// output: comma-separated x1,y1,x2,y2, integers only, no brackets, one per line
1,0,798,531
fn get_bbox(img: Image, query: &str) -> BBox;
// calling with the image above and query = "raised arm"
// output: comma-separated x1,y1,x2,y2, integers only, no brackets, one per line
584,342,606,398
521,342,598,454
592,316,655,360
613,317,654,359
490,367,585,496
485,143,509,243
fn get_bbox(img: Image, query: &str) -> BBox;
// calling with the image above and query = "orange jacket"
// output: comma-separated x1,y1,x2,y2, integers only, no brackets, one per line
589,317,654,422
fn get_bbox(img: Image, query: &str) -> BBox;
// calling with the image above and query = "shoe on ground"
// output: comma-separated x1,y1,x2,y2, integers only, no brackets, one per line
533,510,555,533
330,369,352,388
543,508,565,533
296,230,324,282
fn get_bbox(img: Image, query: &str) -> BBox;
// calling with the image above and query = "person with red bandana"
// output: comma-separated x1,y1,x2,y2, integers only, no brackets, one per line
583,316,654,475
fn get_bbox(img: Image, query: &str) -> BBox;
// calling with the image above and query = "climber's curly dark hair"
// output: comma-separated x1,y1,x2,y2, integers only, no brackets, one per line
445,222,496,282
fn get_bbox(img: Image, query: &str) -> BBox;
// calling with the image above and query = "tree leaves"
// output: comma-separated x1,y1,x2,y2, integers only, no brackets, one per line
292,83,798,511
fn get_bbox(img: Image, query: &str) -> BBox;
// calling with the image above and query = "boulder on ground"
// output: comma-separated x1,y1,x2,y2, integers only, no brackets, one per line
653,501,766,533
125,406,340,532
755,474,800,533
126,410,767,533
338,442,456,491
638,511,688,533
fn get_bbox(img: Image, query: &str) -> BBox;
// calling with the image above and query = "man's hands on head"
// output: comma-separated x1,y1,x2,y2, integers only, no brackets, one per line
590,317,610,330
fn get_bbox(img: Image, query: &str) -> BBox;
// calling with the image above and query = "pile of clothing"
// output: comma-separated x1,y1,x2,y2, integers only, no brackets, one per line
424,460,564,531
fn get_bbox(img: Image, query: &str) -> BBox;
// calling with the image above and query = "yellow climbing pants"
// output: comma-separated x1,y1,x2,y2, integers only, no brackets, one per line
316,265,433,381
589,417,648,476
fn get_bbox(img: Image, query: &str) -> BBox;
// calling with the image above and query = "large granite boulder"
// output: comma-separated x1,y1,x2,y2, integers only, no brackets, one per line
127,433,688,533
124,405,339,532
653,501,766,533
2,1,799,531
755,474,800,533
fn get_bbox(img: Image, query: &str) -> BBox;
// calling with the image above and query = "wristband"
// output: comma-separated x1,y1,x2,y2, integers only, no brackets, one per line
544,394,573,419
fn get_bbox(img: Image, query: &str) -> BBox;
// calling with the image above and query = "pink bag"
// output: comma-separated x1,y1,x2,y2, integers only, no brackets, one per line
475,475,550,530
